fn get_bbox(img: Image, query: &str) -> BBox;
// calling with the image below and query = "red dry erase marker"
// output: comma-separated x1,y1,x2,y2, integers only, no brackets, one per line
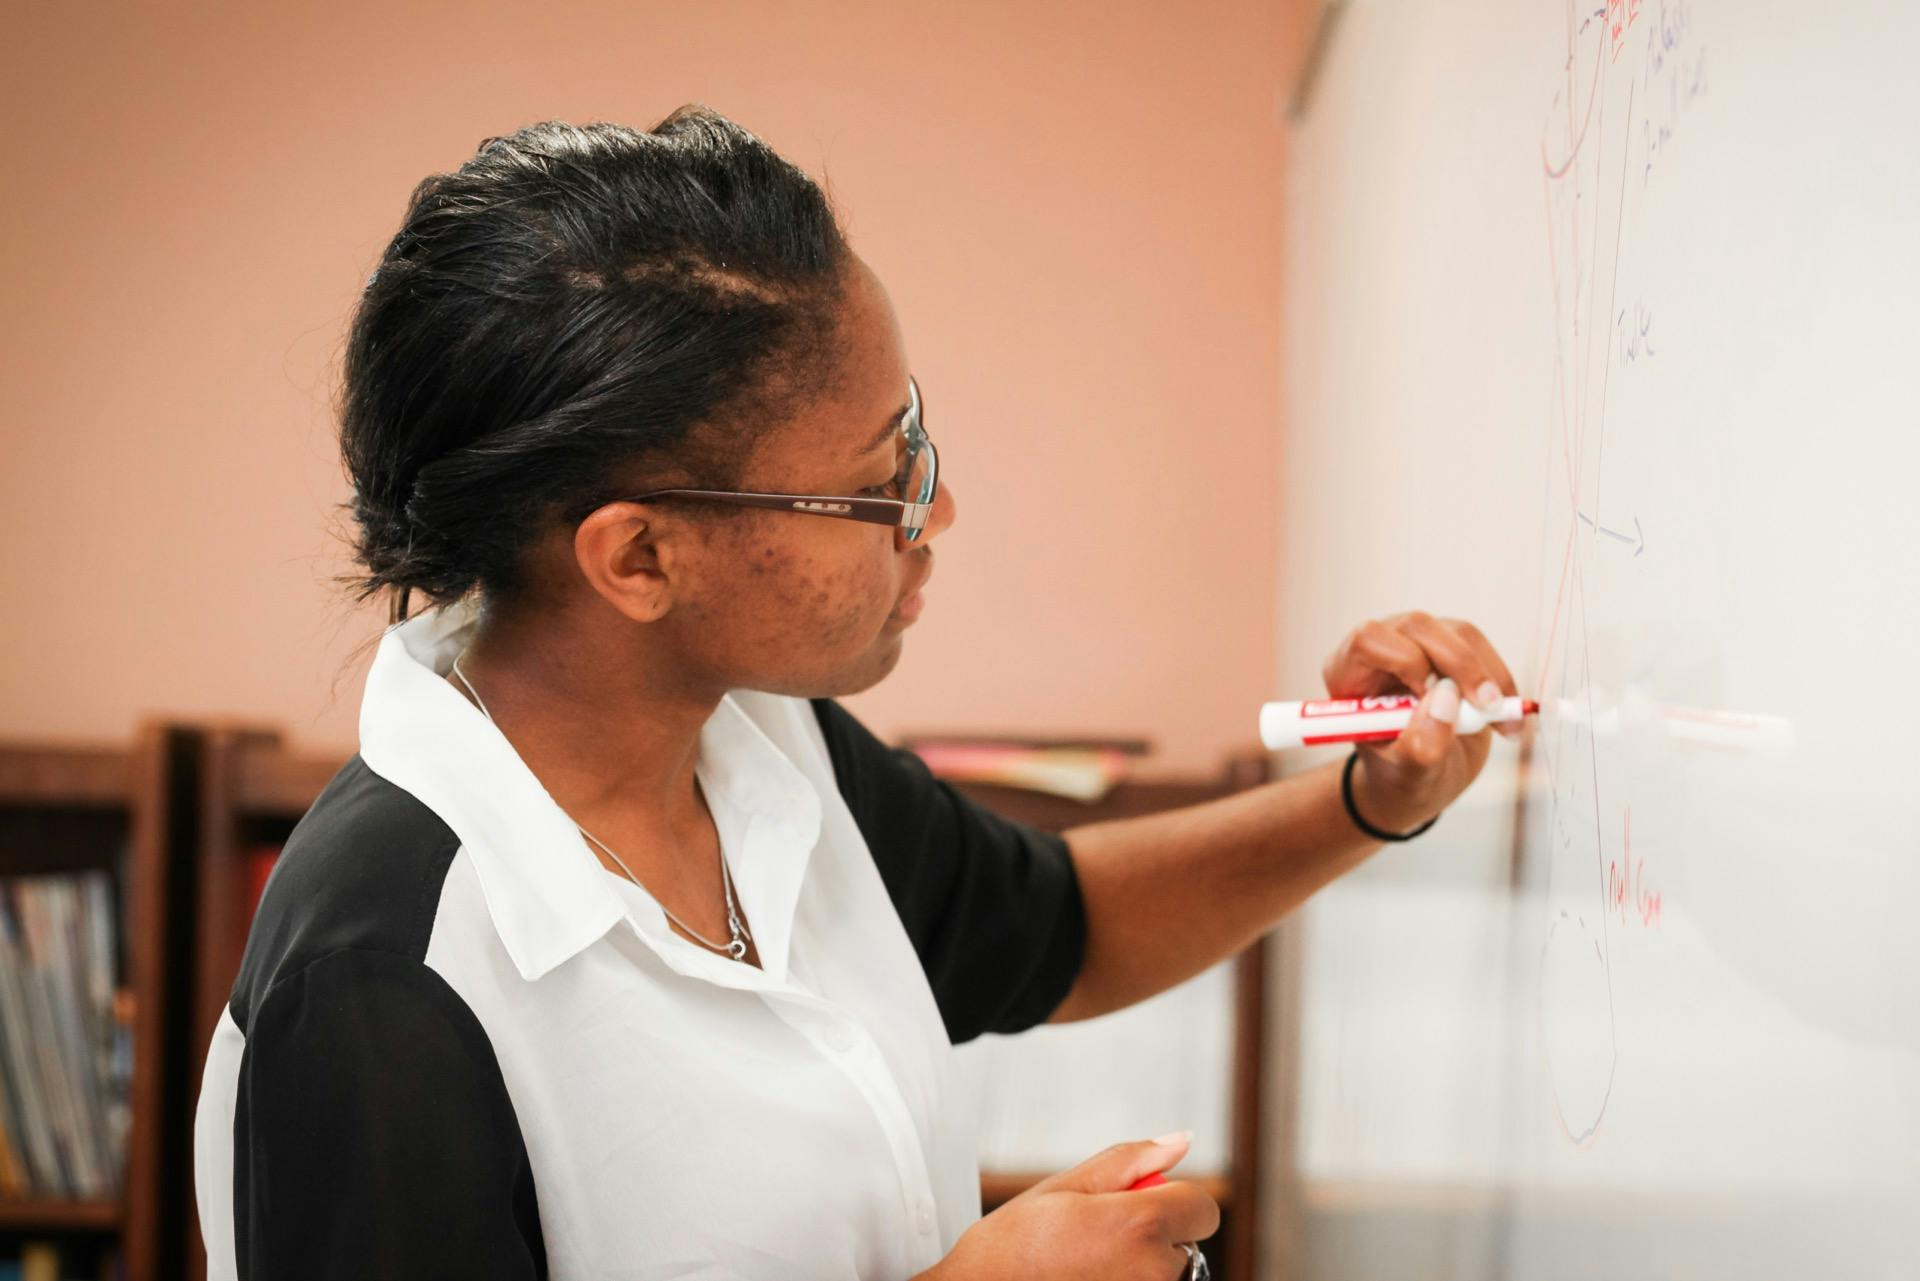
1258,693,1538,750
1127,1170,1211,1277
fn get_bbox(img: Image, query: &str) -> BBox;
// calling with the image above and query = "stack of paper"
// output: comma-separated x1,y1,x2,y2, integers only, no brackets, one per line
904,741,1141,802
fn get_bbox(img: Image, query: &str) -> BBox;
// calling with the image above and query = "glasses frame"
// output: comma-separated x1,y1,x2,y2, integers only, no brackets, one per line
618,377,937,544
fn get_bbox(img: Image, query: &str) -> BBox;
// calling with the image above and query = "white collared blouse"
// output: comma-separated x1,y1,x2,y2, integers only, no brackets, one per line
192,599,1085,1280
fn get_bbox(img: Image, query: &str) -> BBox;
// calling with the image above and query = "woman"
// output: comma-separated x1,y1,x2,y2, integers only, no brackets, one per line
192,106,1517,1280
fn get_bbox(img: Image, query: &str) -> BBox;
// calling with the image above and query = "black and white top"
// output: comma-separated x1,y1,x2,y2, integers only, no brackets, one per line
191,598,1086,1280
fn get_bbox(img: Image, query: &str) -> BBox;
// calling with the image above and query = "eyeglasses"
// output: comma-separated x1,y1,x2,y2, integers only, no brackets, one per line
620,377,938,545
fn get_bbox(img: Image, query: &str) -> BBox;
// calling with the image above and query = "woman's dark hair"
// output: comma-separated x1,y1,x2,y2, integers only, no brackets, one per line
340,106,851,621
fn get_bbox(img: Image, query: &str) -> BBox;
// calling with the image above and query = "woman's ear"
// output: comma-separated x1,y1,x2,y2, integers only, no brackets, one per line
573,501,677,623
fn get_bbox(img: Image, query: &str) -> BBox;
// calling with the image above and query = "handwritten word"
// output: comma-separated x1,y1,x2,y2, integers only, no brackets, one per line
1643,0,1693,79
1607,808,1662,927
1616,300,1655,364
1642,44,1708,185
1638,0,1707,186
1607,859,1662,926
1608,0,1644,62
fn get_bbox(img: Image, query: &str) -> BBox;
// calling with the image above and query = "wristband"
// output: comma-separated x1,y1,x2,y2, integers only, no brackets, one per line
1341,750,1438,842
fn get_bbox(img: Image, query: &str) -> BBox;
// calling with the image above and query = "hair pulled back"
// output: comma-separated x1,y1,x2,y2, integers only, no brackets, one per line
340,106,850,621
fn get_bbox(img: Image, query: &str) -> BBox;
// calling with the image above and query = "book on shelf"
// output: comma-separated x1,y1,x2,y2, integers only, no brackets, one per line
0,871,132,1203
245,841,282,921
898,734,1151,803
0,1238,121,1281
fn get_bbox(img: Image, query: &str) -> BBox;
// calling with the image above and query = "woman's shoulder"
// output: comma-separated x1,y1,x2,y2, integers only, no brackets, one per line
228,756,466,1030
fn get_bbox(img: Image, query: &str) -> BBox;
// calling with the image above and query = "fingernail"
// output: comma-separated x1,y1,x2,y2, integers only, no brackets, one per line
1424,672,1438,692
1428,678,1460,725
1474,680,1503,710
1152,1129,1194,1147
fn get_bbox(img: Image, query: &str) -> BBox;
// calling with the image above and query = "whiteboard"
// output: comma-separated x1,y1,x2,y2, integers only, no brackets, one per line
1274,1,1920,1278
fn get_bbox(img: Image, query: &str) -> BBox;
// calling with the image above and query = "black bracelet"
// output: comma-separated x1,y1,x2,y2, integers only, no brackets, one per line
1341,751,1438,842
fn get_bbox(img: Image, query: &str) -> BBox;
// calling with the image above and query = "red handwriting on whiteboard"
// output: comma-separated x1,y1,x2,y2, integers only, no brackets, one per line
1607,807,1662,927
1609,0,1643,62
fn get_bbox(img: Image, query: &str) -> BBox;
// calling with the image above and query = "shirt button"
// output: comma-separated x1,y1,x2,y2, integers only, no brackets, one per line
916,1199,936,1235
824,1020,857,1053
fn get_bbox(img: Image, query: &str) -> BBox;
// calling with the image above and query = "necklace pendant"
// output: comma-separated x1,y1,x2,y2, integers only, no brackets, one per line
726,936,748,961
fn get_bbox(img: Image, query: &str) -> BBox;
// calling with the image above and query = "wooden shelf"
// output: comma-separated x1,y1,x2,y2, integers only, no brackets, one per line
981,1171,1234,1208
229,743,343,821
0,743,131,809
0,1196,123,1232
0,721,201,1281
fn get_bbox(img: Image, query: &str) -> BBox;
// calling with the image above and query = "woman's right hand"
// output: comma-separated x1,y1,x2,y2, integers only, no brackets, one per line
929,1134,1219,1281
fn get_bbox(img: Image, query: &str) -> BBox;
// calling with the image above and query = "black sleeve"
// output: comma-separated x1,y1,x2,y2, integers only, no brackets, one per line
234,948,545,1280
810,698,1088,1044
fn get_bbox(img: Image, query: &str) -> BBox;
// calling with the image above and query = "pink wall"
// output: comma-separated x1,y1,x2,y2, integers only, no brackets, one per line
1,1,1294,777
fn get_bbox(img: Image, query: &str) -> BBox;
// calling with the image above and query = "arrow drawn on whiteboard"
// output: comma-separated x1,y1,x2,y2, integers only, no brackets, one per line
1576,511,1645,556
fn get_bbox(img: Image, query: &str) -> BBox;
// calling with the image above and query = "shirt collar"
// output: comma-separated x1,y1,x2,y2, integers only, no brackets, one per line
358,598,822,984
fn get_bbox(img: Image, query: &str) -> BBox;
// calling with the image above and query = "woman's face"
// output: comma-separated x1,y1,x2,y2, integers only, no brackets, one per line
646,254,957,700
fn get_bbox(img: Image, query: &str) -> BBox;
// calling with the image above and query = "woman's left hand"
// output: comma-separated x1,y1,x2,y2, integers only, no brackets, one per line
1320,611,1521,836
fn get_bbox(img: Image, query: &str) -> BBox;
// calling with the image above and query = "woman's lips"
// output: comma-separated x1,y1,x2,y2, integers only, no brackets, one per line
892,559,933,623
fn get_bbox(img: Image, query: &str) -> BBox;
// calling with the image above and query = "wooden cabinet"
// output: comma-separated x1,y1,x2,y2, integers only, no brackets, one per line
0,724,200,1281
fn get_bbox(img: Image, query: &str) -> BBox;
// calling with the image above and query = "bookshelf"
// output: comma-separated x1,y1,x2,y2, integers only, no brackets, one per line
179,728,1291,1281
0,723,201,1281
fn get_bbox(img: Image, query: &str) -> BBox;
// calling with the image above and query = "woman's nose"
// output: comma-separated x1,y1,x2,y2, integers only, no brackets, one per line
920,478,957,545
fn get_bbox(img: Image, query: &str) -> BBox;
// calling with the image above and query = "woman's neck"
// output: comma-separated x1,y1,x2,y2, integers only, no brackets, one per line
448,600,724,837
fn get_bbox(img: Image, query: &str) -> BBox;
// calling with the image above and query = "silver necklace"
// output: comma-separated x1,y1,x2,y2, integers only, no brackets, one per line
450,653,754,962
